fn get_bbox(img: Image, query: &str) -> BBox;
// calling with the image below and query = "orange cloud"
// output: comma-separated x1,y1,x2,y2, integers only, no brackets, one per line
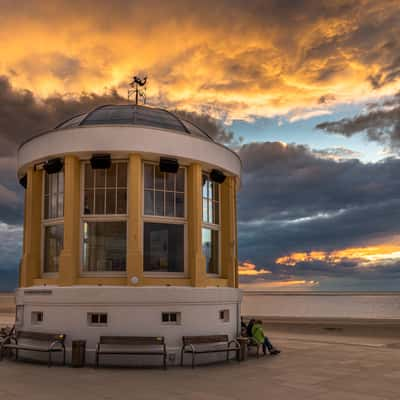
276,244,400,267
238,261,271,276
0,1,399,121
240,279,319,290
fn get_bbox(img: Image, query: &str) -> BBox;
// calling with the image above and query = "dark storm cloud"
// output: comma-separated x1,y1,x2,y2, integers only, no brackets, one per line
237,141,400,288
316,92,400,149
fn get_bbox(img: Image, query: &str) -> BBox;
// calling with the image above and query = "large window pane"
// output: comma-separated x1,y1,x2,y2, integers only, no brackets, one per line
144,223,184,273
117,163,127,187
144,164,154,189
143,163,186,218
44,225,64,273
84,161,127,215
202,173,220,225
144,190,154,215
44,170,64,219
83,221,126,272
202,228,219,274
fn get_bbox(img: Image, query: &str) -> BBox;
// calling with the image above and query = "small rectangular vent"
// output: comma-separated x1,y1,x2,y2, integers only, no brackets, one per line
161,312,181,325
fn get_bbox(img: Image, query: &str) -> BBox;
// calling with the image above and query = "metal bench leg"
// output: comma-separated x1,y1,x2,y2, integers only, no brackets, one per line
191,352,195,369
63,348,66,366
95,352,99,368
15,348,18,361
48,351,52,368
163,353,167,370
180,349,185,366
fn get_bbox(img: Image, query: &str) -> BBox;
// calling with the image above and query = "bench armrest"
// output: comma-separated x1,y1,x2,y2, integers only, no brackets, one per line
49,340,65,351
228,339,241,350
181,343,196,353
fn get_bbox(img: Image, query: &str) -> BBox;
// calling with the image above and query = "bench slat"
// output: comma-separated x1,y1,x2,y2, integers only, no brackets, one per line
99,336,165,346
17,331,65,342
182,335,229,345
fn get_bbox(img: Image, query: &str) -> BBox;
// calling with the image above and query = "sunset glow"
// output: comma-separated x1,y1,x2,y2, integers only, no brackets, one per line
238,261,271,276
276,244,400,267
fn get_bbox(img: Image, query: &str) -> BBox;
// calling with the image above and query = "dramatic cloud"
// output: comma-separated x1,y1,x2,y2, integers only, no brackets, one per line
237,141,400,289
316,92,400,150
0,0,399,121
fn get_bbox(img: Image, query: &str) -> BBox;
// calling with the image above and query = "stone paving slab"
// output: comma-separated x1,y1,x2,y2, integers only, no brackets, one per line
1,337,400,399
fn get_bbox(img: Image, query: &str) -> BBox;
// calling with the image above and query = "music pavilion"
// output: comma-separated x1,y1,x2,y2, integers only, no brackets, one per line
16,104,242,364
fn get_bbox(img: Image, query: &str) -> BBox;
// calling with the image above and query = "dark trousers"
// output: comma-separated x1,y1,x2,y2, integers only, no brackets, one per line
263,337,274,353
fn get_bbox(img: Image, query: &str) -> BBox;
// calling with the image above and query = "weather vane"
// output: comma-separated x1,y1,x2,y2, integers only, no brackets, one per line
128,75,147,105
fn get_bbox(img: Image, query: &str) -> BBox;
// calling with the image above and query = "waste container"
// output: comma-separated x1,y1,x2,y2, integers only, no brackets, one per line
71,340,86,367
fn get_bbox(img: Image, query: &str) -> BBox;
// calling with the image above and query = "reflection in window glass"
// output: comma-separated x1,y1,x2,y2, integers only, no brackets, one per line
143,163,185,218
43,225,64,273
202,228,219,274
82,221,126,272
44,171,64,219
143,223,184,273
84,162,127,215
202,174,220,224
202,172,221,275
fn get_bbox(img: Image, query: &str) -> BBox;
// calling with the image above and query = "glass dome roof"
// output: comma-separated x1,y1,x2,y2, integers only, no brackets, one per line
55,105,214,142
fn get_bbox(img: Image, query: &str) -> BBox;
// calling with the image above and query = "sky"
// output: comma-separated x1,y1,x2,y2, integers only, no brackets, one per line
1,0,400,291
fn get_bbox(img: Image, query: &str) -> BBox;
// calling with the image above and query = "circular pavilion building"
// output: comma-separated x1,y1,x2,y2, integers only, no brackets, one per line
16,104,241,365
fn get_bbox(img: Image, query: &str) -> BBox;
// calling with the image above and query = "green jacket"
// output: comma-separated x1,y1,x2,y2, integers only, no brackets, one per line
251,323,265,344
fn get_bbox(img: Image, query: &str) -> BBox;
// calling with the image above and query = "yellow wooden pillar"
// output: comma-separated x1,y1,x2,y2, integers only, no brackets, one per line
188,163,206,287
221,176,237,287
127,154,143,285
59,156,81,286
20,167,42,287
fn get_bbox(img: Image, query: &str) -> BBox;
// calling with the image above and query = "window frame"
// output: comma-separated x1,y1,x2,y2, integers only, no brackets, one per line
142,161,188,277
80,159,129,276
41,169,64,277
202,172,221,276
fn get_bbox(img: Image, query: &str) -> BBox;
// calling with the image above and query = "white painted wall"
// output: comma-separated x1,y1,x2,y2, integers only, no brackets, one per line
15,286,242,366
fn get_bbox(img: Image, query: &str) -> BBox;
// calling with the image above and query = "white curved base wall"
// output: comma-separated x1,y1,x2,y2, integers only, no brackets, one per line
15,286,242,366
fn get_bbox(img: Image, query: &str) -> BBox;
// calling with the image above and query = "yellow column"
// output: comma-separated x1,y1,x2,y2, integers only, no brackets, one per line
59,156,81,286
126,153,143,285
221,176,237,287
20,167,42,287
188,163,206,287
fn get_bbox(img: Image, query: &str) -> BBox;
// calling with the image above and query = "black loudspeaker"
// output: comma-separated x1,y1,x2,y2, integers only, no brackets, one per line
90,154,111,169
44,158,63,174
210,169,226,183
19,174,27,189
159,157,179,173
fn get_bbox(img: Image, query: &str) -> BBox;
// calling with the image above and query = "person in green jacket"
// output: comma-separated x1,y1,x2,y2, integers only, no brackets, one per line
251,320,280,355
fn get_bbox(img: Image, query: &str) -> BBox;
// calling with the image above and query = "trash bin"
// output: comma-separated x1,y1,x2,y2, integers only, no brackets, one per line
71,340,86,367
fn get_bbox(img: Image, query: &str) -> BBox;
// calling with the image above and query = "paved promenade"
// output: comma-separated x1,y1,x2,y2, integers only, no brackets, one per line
1,334,400,400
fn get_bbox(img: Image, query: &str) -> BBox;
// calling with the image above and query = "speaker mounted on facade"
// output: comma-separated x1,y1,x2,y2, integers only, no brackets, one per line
159,157,179,173
44,158,63,174
19,174,27,189
210,169,226,183
90,154,111,169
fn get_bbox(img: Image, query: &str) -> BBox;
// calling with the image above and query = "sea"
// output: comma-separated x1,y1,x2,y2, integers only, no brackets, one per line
242,291,400,320
2,291,400,322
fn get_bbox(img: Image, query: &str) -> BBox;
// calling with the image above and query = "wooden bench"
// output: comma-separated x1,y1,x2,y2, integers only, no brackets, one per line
2,331,66,367
95,336,167,369
0,326,15,359
180,335,240,368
